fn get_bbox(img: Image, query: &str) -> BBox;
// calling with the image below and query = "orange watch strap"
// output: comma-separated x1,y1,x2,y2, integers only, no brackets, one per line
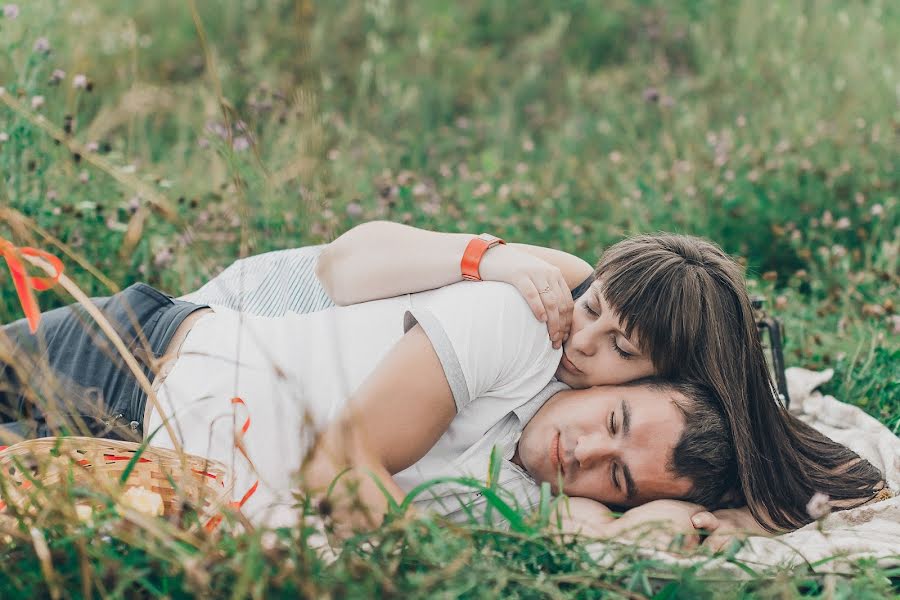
460,234,506,281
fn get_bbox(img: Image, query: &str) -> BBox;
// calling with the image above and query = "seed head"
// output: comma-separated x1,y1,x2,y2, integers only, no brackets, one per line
805,492,831,520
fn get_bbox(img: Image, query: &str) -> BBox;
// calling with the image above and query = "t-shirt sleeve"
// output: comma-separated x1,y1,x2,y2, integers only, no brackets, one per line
403,281,562,413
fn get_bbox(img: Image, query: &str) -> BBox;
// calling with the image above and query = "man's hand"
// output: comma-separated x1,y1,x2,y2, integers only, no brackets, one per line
553,497,616,536
691,507,773,553
479,245,574,349
554,498,706,552
611,500,705,551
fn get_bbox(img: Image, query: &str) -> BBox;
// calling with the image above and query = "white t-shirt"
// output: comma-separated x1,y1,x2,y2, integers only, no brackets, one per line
147,282,562,526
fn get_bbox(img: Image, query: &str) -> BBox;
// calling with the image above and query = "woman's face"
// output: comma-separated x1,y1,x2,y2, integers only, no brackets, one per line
555,281,656,388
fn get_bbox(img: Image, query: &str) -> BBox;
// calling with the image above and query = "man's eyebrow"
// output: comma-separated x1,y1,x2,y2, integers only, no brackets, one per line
620,399,637,502
622,463,638,503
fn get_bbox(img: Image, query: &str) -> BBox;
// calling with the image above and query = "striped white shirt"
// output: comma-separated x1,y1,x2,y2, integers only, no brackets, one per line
180,246,335,316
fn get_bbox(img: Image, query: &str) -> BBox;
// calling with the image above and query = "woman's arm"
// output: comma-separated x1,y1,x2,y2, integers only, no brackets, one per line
316,221,594,347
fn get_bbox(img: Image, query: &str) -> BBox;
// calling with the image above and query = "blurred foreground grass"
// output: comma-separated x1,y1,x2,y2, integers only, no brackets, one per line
0,0,898,596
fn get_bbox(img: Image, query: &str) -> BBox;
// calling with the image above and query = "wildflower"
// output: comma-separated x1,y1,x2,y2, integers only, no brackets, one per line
345,202,363,217
736,115,747,128
3,4,18,19
204,121,227,139
49,68,65,84
891,315,900,335
72,74,88,89
521,137,534,152
0,132,7,143
30,95,45,109
609,151,622,165
78,170,89,184
806,492,831,520
870,203,883,216
197,137,209,149
86,141,99,152
153,247,173,268
835,217,851,230
47,189,58,200
515,162,528,174
642,87,660,103
33,37,51,53
822,210,834,226
232,136,250,151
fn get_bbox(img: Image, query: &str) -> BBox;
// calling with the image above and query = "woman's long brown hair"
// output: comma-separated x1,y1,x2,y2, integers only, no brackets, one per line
595,234,884,531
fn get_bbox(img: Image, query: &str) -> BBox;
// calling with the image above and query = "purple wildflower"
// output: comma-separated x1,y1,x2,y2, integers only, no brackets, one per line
73,74,88,89
3,4,19,19
33,37,51,53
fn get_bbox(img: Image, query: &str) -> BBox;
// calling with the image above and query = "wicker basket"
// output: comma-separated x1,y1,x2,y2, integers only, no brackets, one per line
0,437,233,525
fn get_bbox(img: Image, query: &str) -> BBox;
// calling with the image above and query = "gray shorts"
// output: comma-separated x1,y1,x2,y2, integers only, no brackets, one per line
0,283,206,443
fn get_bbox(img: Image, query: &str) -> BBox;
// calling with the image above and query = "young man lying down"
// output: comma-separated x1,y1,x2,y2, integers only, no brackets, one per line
1,279,735,545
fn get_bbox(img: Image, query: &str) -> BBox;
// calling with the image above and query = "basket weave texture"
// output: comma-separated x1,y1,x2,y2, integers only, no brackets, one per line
0,437,233,521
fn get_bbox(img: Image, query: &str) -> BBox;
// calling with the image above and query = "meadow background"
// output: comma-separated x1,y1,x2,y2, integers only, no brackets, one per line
0,0,898,597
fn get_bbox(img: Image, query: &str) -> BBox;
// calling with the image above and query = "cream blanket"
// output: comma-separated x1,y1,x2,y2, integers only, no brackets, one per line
588,367,900,575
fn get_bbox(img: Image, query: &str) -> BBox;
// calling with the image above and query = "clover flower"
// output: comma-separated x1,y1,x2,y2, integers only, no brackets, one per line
3,4,19,19
232,136,250,151
30,95,45,109
33,37,51,53
50,69,66,84
73,74,88,89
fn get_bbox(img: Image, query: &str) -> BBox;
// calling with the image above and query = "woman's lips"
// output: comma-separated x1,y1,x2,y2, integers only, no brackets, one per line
561,353,582,375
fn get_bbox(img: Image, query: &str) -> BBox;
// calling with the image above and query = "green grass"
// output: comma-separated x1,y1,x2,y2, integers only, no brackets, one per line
0,0,898,596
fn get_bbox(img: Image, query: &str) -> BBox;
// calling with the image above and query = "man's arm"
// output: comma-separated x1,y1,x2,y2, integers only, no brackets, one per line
301,324,457,534
556,498,706,551
315,221,593,347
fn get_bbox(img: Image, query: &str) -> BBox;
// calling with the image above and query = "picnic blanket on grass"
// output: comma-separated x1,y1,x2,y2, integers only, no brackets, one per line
586,367,900,576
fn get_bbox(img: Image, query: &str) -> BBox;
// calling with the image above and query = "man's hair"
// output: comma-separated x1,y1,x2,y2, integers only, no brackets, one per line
596,234,884,529
627,378,738,509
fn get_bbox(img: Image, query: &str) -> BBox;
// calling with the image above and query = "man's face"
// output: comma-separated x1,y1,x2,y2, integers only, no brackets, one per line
513,385,694,507
555,281,657,388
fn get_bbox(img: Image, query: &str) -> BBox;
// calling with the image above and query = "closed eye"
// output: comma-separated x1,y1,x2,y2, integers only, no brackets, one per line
609,335,633,360
582,302,599,317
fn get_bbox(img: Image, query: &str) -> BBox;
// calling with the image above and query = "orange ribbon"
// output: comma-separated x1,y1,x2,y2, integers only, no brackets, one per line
0,239,64,333
204,396,259,531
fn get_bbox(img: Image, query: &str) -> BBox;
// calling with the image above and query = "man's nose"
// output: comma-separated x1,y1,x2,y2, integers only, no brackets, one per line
573,432,614,468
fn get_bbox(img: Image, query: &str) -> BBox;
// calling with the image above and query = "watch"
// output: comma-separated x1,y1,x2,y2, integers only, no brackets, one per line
460,233,506,281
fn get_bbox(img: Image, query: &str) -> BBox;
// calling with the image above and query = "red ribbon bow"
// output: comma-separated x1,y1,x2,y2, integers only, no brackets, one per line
0,239,64,333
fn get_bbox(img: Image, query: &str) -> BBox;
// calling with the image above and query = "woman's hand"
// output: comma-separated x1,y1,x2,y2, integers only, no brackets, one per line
691,507,772,553
478,245,574,349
